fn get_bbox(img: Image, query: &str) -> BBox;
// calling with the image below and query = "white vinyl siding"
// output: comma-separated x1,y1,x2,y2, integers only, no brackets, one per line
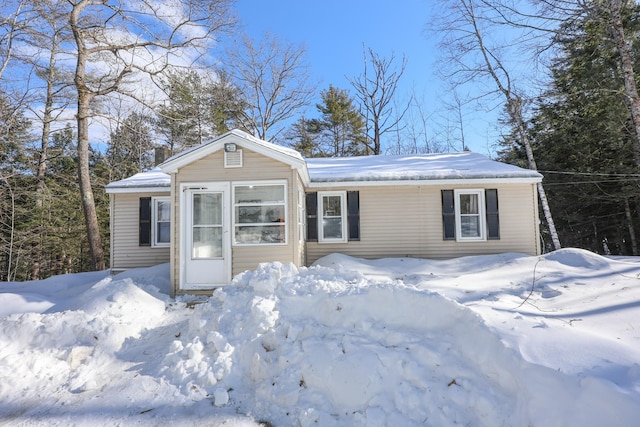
110,192,171,271
306,183,540,264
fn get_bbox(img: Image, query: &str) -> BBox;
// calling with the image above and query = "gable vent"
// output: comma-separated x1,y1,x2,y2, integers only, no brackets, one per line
224,149,243,168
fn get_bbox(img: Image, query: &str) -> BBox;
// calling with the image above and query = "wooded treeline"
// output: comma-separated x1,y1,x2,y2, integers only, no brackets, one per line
2,0,640,281
494,1,640,254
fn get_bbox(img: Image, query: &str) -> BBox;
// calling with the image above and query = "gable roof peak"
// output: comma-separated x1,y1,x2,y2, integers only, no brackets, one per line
158,129,307,181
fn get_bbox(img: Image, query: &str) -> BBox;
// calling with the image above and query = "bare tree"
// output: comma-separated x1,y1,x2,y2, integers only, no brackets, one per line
0,0,29,80
225,33,315,142
68,0,235,270
435,0,561,251
348,47,410,155
17,1,74,202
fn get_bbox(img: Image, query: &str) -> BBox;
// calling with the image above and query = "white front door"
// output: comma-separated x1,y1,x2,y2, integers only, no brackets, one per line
181,183,231,290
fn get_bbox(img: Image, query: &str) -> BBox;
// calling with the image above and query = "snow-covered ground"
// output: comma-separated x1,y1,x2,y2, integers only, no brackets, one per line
0,248,639,426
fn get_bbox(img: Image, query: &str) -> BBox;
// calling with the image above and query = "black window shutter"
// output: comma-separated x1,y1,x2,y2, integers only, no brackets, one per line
139,197,152,246
305,192,318,241
347,191,360,241
441,190,456,240
485,189,500,240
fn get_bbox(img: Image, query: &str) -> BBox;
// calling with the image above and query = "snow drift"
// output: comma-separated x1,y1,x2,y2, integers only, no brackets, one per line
0,249,639,426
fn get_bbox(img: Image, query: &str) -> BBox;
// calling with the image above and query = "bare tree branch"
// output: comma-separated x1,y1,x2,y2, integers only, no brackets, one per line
348,46,410,154
225,33,315,142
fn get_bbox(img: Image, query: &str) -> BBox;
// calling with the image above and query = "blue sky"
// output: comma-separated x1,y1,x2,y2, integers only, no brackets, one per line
233,0,499,154
235,0,436,91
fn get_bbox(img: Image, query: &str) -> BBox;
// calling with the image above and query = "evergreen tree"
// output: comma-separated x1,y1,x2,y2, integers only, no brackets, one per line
499,3,640,254
287,86,367,157
157,70,212,151
313,85,367,157
287,117,322,158
106,112,154,181
156,69,246,152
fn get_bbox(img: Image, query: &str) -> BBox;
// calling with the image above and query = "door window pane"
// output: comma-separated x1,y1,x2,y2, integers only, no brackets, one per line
193,193,222,226
192,227,222,259
192,192,223,259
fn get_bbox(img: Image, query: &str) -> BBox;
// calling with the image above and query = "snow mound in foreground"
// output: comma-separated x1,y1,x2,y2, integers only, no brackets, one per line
1,249,639,426
162,261,640,427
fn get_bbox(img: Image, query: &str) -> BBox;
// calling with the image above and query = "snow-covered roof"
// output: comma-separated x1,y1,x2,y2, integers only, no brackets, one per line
106,133,542,193
105,168,170,194
306,152,542,187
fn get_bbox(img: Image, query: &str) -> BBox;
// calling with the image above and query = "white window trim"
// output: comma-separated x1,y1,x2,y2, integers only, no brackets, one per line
151,196,171,247
454,189,486,242
232,180,288,246
318,191,348,243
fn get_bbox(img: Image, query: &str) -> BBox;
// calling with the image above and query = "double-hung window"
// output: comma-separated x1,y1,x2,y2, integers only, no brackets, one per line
151,196,171,247
318,191,347,243
233,181,287,245
454,189,486,241
442,189,499,242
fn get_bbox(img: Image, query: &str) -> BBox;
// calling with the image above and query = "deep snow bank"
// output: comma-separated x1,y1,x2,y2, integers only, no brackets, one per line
1,249,639,426
162,260,640,427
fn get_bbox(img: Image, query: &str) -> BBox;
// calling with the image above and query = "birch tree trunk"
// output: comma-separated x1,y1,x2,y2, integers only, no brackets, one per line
465,0,562,250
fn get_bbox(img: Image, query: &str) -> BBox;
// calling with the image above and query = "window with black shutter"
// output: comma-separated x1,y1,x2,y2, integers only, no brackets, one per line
485,189,500,240
305,192,318,241
441,189,500,241
306,191,360,242
441,190,456,240
139,197,151,246
347,191,360,241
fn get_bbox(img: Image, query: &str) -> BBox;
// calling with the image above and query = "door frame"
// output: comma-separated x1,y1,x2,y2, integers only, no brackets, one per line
179,182,231,290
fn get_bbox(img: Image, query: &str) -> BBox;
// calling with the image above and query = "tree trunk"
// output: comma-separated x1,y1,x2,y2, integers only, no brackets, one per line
35,35,58,204
76,92,104,271
608,0,640,167
507,100,562,251
71,1,104,271
624,197,638,255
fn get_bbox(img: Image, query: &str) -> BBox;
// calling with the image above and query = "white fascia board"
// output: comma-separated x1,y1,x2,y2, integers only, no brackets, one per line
105,186,170,194
307,177,542,188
